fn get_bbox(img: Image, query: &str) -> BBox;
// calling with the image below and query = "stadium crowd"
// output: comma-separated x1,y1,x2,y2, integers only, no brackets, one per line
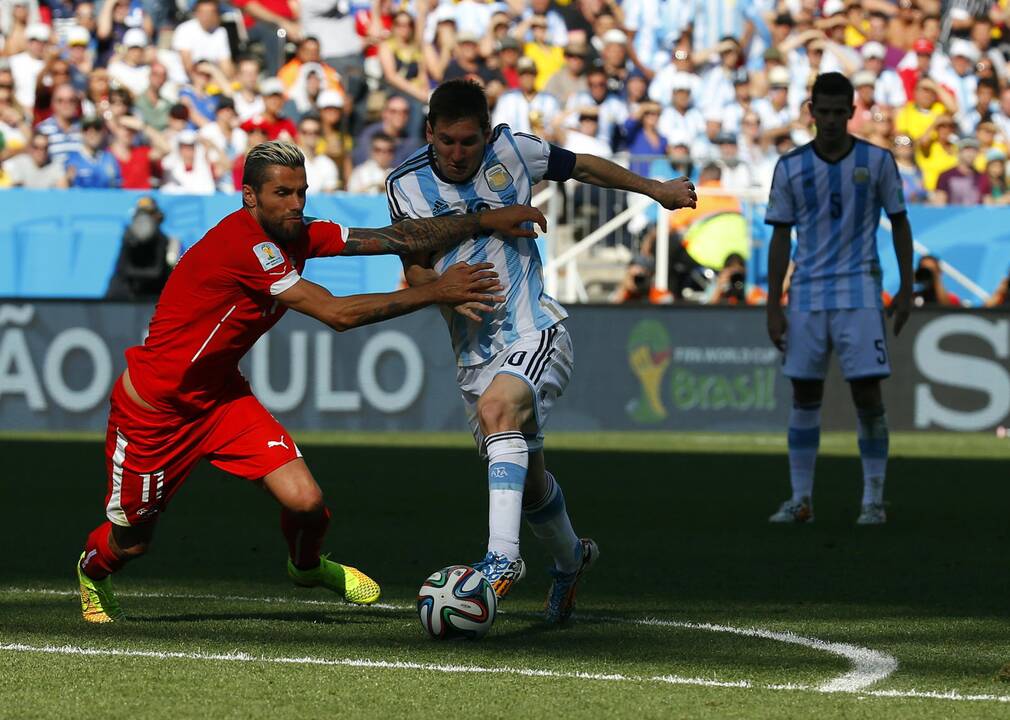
0,0,1008,203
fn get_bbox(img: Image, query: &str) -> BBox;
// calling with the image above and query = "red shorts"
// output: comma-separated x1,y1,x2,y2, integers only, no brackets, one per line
103,376,301,526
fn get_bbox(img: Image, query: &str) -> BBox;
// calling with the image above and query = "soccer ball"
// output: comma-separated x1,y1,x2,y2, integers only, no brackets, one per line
417,565,497,640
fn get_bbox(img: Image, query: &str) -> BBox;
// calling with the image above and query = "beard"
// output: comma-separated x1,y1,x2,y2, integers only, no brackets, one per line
259,213,304,244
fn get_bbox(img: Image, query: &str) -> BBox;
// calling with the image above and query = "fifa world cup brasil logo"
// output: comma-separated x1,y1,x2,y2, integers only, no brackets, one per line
626,320,672,423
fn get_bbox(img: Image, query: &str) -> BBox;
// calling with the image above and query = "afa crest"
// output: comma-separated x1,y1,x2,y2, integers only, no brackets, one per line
484,163,514,192
853,166,870,184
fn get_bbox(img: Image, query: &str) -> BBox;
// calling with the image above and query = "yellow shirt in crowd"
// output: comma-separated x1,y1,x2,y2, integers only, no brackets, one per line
895,102,946,142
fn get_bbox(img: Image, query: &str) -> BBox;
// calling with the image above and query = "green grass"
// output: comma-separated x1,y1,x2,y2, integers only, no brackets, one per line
2,433,1009,719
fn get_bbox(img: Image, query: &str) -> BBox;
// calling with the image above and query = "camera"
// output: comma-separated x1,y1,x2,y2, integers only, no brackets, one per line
727,271,746,302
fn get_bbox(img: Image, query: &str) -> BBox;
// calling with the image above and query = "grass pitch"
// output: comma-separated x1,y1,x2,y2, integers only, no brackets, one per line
2,432,1009,719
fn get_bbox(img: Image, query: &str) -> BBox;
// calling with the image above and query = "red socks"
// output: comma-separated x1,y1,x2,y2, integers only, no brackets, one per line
281,506,331,570
81,522,126,580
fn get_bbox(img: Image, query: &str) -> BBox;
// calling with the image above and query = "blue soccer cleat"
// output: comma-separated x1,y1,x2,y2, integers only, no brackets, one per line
545,538,598,624
471,551,526,600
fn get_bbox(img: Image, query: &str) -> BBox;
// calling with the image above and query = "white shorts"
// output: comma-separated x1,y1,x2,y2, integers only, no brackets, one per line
783,308,891,381
457,324,574,456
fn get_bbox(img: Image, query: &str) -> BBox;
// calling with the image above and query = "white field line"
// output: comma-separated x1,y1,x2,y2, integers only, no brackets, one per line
4,587,1007,704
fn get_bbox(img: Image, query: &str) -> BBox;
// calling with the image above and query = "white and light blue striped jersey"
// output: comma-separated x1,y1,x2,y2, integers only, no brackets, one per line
386,124,568,367
765,139,906,311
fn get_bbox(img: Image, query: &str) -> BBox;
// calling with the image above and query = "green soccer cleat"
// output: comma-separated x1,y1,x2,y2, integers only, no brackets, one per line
287,554,381,605
77,552,124,623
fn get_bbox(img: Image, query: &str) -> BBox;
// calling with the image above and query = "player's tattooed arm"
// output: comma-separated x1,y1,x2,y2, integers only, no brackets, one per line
342,205,547,256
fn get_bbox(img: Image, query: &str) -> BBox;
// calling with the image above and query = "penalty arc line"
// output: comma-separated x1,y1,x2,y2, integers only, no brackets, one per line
5,587,1005,703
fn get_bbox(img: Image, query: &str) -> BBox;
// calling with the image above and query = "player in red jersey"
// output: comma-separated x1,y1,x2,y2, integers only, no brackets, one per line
76,141,548,623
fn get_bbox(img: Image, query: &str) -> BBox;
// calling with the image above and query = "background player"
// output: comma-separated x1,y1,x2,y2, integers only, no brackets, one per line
77,141,548,623
765,73,913,526
387,80,696,623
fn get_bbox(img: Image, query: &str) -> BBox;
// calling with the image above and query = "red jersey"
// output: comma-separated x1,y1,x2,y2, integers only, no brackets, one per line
125,209,347,416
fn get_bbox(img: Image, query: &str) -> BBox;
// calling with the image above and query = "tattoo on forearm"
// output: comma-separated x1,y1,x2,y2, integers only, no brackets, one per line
344,214,482,256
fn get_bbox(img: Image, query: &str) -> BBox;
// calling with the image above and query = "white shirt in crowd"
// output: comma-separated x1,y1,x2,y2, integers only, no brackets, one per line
304,153,339,194
10,50,44,109
161,147,217,195
657,105,705,147
347,159,390,194
108,61,151,98
171,18,232,65
492,90,561,135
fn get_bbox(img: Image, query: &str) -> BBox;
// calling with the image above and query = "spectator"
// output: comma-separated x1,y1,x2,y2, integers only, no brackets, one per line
712,132,754,191
518,15,562,91
35,83,81,163
160,128,217,195
648,41,702,108
277,37,345,98
347,131,395,194
937,39,979,118
81,66,111,118
722,70,754,136
934,137,989,205
296,112,338,193
657,75,704,151
32,56,74,125
285,62,326,120
64,25,94,93
860,41,905,110
199,96,247,169
232,56,266,122
378,11,428,106
915,112,958,191
598,28,629,95
849,70,883,137
565,64,627,151
351,94,419,167
422,7,457,85
172,0,234,81
134,62,172,131
974,120,1007,172
985,267,1010,307
9,21,48,110
179,61,231,128
556,105,613,157
65,115,122,188
108,114,165,190
231,0,301,76
241,77,296,141
521,0,567,47
105,197,179,301
3,130,67,187
231,118,268,190
491,56,560,138
913,255,961,307
444,31,502,87
0,67,30,155
95,0,133,69
962,78,998,136
893,134,927,204
316,89,351,186
983,149,1010,205
493,35,521,90
543,40,588,107
107,28,150,98
622,100,666,176
1,0,37,59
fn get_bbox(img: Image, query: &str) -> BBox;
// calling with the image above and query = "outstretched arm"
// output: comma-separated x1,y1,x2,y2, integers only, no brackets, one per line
766,224,792,351
341,205,547,256
277,262,503,332
888,212,913,335
570,154,698,210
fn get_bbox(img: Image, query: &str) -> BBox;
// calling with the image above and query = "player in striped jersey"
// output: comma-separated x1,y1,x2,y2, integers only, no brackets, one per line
765,73,914,526
388,80,696,622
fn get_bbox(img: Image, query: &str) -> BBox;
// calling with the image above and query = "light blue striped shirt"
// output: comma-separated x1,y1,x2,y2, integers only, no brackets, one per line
386,124,567,366
765,139,906,311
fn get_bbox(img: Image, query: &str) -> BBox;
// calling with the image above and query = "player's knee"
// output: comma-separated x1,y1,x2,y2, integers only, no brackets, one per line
285,485,325,515
792,380,824,405
850,379,882,409
477,396,521,434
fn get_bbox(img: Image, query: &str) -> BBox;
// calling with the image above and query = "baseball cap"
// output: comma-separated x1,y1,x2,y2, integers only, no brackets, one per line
432,4,456,24
67,26,90,47
241,116,270,133
26,23,50,42
956,137,980,150
671,74,694,92
852,70,876,87
177,129,198,145
714,132,737,145
456,31,479,44
768,66,791,87
564,41,588,57
912,38,934,55
950,39,980,62
601,29,627,45
987,148,1007,163
316,89,344,109
517,56,537,74
861,41,885,60
498,36,520,52
577,106,599,119
81,115,104,131
123,28,148,48
259,77,285,96
763,47,784,62
822,0,845,16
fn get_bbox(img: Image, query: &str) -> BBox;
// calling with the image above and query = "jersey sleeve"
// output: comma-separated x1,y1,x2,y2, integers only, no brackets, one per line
877,150,907,217
386,174,418,221
764,157,796,226
513,131,576,183
231,238,300,296
304,217,348,257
